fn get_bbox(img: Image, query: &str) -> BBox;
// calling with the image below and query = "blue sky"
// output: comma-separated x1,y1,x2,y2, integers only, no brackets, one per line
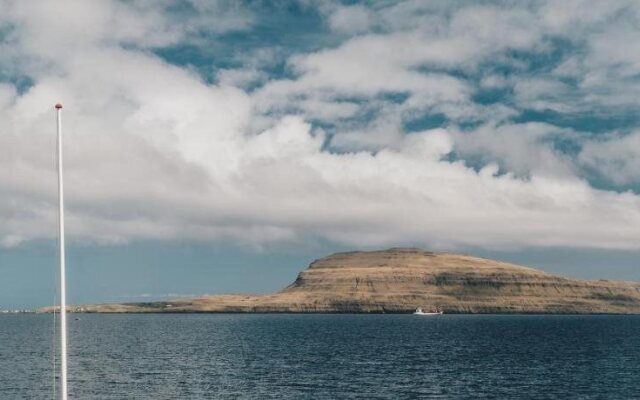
1,0,640,308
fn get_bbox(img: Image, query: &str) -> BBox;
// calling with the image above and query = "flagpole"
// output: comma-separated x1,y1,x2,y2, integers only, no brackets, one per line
55,103,68,400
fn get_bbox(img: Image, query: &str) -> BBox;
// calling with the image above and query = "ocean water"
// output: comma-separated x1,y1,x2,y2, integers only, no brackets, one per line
1,314,639,399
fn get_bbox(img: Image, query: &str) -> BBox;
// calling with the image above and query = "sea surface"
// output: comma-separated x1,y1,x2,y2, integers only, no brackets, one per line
1,314,639,399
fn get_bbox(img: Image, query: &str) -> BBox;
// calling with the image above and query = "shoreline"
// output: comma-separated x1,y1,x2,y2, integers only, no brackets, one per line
26,310,640,315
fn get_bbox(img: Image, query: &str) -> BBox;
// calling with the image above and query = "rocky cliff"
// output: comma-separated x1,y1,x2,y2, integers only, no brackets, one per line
71,248,640,314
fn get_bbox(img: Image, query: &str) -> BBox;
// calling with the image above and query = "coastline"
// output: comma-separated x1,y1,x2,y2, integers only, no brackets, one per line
36,249,640,315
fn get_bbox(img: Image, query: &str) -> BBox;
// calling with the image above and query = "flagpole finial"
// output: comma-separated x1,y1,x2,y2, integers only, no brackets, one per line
55,103,63,109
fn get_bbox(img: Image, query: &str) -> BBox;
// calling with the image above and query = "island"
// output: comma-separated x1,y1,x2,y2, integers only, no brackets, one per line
45,248,640,314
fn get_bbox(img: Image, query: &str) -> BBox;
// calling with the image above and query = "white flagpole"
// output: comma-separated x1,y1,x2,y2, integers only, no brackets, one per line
55,103,68,400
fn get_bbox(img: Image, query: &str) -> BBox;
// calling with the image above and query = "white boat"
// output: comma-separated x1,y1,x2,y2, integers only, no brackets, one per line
413,307,443,316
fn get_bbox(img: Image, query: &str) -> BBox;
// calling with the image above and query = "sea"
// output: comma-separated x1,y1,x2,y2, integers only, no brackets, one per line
1,314,639,399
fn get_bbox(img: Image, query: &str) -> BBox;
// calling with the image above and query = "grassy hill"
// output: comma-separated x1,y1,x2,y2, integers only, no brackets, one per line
50,248,640,314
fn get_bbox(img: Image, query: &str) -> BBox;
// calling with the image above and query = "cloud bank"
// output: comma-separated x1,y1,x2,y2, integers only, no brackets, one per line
1,0,640,251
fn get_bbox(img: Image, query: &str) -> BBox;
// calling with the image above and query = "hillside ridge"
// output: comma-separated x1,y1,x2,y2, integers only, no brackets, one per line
44,248,640,314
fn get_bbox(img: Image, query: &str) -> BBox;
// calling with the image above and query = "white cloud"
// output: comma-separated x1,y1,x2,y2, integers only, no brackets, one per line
0,84,16,108
579,132,640,185
452,122,576,178
513,78,575,112
216,68,267,88
285,33,473,96
330,110,403,151
2,0,640,253
328,5,375,35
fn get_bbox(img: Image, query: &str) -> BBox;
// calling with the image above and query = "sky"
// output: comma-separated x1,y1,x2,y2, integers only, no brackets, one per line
1,0,640,308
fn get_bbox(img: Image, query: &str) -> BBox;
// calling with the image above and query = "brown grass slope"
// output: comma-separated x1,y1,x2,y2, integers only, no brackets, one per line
70,248,640,314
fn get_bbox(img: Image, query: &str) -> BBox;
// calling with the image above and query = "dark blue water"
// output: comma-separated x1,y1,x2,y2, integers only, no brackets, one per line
1,314,639,399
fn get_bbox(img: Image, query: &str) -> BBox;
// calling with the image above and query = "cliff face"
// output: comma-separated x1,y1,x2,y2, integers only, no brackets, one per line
77,248,640,314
